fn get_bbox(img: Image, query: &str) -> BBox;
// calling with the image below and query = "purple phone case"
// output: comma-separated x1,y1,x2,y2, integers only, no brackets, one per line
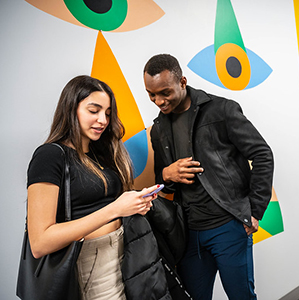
143,184,164,197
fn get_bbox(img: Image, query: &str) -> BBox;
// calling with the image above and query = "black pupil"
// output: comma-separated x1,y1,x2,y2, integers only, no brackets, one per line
226,56,242,78
83,0,112,14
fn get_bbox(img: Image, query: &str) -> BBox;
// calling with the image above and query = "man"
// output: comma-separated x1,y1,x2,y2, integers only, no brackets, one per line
143,54,274,300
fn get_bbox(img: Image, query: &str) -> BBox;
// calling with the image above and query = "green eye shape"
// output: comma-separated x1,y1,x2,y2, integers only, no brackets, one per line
64,0,128,31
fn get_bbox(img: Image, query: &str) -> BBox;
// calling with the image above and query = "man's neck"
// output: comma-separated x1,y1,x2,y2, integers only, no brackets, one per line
173,92,191,114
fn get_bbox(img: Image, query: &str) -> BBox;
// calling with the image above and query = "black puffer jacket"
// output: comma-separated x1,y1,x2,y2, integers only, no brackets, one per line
122,214,172,300
147,196,192,300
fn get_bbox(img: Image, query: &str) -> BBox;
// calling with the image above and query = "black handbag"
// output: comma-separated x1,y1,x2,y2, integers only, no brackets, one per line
16,143,84,300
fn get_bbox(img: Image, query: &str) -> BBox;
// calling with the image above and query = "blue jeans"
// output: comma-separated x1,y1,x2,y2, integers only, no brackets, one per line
178,219,256,300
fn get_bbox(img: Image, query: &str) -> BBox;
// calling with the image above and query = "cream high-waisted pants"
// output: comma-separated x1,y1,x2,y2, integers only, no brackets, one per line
77,226,126,300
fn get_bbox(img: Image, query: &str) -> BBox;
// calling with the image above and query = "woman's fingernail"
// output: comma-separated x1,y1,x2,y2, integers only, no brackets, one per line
157,185,160,188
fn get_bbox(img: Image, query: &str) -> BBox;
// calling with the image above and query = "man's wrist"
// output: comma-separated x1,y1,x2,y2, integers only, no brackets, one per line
162,168,171,183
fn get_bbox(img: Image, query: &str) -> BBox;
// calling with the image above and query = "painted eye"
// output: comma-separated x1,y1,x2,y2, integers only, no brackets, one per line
188,0,272,91
63,0,128,31
188,44,272,90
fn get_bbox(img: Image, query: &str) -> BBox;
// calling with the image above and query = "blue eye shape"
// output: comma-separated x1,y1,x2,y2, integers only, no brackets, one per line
188,44,272,90
124,129,148,178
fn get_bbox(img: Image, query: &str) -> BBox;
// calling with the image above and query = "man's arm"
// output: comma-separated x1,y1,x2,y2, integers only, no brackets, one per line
225,99,274,221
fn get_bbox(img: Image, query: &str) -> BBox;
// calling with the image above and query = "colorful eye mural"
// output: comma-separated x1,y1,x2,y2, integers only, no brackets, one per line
24,0,283,243
188,0,272,90
25,0,164,188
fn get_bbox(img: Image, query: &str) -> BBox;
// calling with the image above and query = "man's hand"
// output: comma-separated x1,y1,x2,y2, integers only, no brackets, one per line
162,157,204,185
243,216,259,235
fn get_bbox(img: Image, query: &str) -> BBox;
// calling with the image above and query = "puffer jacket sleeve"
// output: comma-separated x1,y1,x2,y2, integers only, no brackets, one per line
122,215,172,300
146,196,186,266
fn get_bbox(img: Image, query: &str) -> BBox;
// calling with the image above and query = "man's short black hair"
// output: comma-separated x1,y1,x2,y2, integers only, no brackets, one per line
143,54,182,82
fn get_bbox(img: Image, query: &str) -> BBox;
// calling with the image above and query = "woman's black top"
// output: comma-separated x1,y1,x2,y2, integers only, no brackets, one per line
27,143,122,220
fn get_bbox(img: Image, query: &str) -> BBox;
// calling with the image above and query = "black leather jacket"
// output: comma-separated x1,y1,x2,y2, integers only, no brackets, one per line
150,86,274,227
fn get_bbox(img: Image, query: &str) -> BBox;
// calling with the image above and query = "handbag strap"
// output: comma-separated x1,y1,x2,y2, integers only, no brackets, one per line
22,143,72,261
51,143,72,222
34,143,73,277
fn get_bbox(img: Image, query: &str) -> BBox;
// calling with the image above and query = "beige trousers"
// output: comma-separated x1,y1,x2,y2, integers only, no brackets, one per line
77,226,126,300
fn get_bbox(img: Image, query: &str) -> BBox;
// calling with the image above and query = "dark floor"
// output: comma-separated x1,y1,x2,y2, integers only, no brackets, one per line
279,286,299,300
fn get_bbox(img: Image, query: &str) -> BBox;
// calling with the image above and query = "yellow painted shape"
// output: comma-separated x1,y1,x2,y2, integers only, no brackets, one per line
91,31,144,142
112,0,165,32
25,0,88,28
294,0,299,53
253,226,272,244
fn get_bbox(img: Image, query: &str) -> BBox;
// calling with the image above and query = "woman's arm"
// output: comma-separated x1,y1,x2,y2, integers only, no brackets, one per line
28,182,157,259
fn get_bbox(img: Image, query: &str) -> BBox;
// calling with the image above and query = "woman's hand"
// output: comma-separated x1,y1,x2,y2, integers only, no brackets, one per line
114,185,160,217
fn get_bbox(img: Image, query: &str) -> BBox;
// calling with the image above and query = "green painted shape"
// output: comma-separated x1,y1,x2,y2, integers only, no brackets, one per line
214,0,246,53
64,0,127,31
259,202,284,236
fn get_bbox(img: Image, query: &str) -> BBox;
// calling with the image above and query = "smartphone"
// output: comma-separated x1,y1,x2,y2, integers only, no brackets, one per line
143,184,164,197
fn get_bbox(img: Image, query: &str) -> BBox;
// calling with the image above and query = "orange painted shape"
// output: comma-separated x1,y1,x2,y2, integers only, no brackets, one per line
215,43,251,90
270,187,278,202
112,0,165,32
91,31,144,142
25,0,88,28
294,0,299,53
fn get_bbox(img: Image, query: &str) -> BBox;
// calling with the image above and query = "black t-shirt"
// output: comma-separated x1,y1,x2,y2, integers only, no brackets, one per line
171,109,233,230
27,144,122,220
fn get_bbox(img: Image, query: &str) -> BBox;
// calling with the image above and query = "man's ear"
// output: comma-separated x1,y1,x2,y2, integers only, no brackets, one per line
180,76,187,89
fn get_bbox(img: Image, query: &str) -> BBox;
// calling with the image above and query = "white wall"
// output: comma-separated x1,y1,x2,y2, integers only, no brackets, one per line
1,1,299,299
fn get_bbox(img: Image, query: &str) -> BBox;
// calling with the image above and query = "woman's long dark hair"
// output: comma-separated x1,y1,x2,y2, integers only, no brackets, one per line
45,75,133,192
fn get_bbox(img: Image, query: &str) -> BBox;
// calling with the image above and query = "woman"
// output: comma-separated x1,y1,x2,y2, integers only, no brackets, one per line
27,75,168,300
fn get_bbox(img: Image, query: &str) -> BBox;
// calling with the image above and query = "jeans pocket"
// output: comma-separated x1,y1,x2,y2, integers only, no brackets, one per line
78,248,100,295
234,219,248,239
